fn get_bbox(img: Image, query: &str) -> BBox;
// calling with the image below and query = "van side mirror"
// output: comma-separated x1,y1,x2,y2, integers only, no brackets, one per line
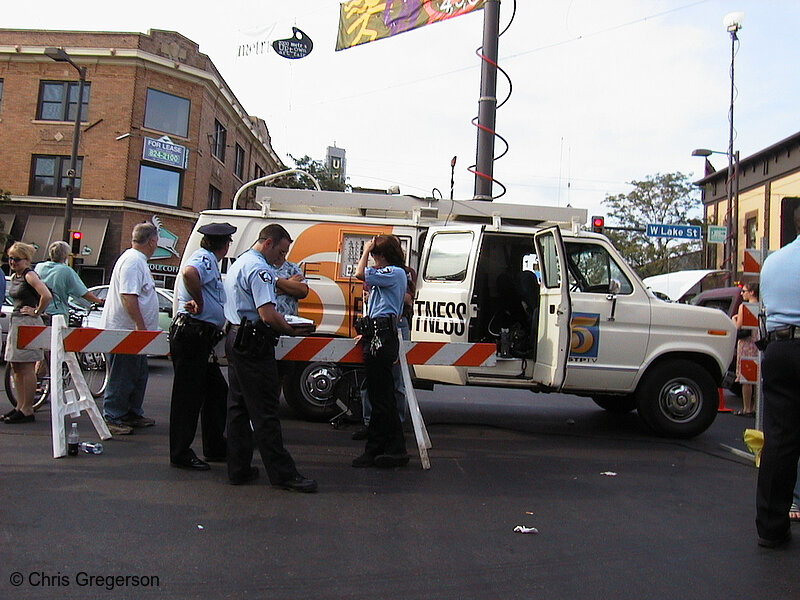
608,278,621,296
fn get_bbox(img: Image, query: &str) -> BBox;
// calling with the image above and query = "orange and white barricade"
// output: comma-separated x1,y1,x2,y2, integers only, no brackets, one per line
18,316,168,458
21,321,495,467
276,336,496,469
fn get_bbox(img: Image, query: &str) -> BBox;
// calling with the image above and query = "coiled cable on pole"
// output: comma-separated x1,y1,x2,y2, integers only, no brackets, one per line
468,0,516,200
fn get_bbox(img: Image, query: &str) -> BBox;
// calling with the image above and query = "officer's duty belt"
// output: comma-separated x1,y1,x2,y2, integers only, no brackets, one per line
766,325,800,341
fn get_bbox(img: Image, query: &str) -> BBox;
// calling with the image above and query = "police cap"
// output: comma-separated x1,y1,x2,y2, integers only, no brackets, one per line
198,222,237,237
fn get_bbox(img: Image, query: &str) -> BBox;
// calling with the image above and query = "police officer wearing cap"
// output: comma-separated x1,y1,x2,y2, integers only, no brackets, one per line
168,222,235,471
756,203,800,548
223,223,317,492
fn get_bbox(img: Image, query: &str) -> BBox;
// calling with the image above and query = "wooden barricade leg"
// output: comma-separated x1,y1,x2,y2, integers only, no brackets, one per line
50,316,67,458
50,315,111,458
398,333,431,470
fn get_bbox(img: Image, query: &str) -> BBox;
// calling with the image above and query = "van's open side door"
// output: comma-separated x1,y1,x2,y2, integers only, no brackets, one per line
532,226,571,389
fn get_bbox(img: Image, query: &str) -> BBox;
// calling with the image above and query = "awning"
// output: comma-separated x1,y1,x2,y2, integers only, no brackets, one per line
21,215,108,267
0,213,16,236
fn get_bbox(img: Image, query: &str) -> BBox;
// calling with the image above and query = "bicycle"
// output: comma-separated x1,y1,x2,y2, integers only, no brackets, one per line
4,305,108,411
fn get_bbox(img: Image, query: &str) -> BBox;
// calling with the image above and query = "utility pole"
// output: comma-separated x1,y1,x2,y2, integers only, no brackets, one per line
473,0,500,201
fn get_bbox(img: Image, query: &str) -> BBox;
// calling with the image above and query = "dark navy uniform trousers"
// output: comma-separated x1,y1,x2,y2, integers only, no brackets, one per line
169,327,227,463
225,327,299,485
756,339,800,541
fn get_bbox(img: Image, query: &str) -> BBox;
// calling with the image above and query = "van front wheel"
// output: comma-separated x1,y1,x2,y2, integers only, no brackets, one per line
635,359,718,438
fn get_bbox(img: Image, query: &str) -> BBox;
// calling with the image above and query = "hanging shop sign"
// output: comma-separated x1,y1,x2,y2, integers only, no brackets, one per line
272,27,313,59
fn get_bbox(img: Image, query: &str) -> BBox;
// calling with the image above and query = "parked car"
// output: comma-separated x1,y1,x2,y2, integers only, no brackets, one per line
690,286,743,318
74,285,175,331
643,269,728,303
691,286,745,392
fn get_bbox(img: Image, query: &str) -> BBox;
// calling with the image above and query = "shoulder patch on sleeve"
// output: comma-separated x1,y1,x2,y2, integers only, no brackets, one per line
377,266,393,274
258,269,274,284
200,255,212,270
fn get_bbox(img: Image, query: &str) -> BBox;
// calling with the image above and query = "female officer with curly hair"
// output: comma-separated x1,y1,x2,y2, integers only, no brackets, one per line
351,235,409,468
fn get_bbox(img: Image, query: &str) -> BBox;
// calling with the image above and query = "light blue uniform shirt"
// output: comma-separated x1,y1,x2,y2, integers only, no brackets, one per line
223,249,277,324
365,265,406,318
272,260,305,317
176,248,226,329
761,235,800,331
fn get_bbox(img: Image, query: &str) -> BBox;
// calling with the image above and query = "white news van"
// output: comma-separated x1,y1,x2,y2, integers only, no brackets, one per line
180,187,736,438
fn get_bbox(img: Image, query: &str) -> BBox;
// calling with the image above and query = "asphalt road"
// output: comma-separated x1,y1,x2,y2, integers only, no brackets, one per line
1,358,798,600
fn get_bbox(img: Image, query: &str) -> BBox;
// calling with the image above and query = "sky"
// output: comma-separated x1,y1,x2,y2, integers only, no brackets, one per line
5,1,800,221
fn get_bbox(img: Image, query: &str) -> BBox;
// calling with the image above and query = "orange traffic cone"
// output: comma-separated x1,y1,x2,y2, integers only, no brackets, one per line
717,387,732,413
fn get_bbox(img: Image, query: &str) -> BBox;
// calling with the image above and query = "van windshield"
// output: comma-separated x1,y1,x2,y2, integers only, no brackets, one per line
565,242,633,294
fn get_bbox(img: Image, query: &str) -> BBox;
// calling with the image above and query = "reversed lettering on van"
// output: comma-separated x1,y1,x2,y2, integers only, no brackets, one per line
414,300,467,336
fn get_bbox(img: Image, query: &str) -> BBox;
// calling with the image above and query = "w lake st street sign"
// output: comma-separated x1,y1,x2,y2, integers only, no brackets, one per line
646,223,702,240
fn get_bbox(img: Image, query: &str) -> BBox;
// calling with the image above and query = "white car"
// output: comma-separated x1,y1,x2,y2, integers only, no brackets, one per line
76,285,175,331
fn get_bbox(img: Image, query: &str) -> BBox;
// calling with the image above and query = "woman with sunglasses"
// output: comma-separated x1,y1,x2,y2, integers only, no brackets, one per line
731,282,760,417
3,242,52,424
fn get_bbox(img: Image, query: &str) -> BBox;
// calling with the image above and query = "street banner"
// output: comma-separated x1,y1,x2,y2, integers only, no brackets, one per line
337,0,486,51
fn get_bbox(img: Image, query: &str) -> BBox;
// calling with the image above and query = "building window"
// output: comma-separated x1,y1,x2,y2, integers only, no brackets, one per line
212,120,226,162
254,163,265,181
745,215,757,250
208,185,222,210
234,144,245,179
138,163,181,207
37,81,90,121
0,79,3,114
30,155,83,197
144,88,190,138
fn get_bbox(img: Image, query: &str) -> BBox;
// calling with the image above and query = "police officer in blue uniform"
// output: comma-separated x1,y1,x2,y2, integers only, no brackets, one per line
756,203,800,548
169,222,234,470
351,235,410,468
223,224,317,492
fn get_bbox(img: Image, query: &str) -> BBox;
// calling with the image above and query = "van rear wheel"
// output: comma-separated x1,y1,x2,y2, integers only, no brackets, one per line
635,359,717,438
282,361,364,423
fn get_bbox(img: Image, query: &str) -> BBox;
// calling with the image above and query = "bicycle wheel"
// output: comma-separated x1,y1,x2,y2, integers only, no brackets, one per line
77,352,108,398
4,360,51,410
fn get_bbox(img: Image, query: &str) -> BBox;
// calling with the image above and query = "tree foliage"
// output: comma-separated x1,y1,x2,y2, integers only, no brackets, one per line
270,154,348,192
602,172,702,278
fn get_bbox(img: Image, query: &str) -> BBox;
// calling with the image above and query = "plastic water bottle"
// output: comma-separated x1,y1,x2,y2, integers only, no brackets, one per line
79,442,104,455
67,423,80,456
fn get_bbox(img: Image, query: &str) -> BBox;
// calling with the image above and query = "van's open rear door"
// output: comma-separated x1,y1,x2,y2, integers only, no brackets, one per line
532,226,571,390
412,225,483,385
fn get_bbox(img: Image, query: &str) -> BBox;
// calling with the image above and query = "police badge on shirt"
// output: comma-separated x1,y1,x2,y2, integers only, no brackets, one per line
257,269,274,285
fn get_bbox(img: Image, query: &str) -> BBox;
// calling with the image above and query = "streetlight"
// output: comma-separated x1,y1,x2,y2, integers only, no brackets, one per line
44,47,87,244
692,11,744,287
692,147,740,285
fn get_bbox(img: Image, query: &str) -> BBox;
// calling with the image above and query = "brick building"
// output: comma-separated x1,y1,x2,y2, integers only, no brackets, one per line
696,131,800,279
0,28,284,288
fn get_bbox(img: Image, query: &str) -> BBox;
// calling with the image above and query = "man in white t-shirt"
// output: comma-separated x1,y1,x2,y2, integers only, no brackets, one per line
101,222,160,436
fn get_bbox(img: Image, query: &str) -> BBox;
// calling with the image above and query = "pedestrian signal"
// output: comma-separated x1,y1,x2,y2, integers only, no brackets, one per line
70,231,82,254
591,216,605,234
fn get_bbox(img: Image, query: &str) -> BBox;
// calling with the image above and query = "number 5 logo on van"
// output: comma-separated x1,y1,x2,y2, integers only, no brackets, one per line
570,313,600,358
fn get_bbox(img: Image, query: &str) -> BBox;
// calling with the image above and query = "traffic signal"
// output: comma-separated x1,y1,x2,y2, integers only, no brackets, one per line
70,231,82,254
591,216,605,234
